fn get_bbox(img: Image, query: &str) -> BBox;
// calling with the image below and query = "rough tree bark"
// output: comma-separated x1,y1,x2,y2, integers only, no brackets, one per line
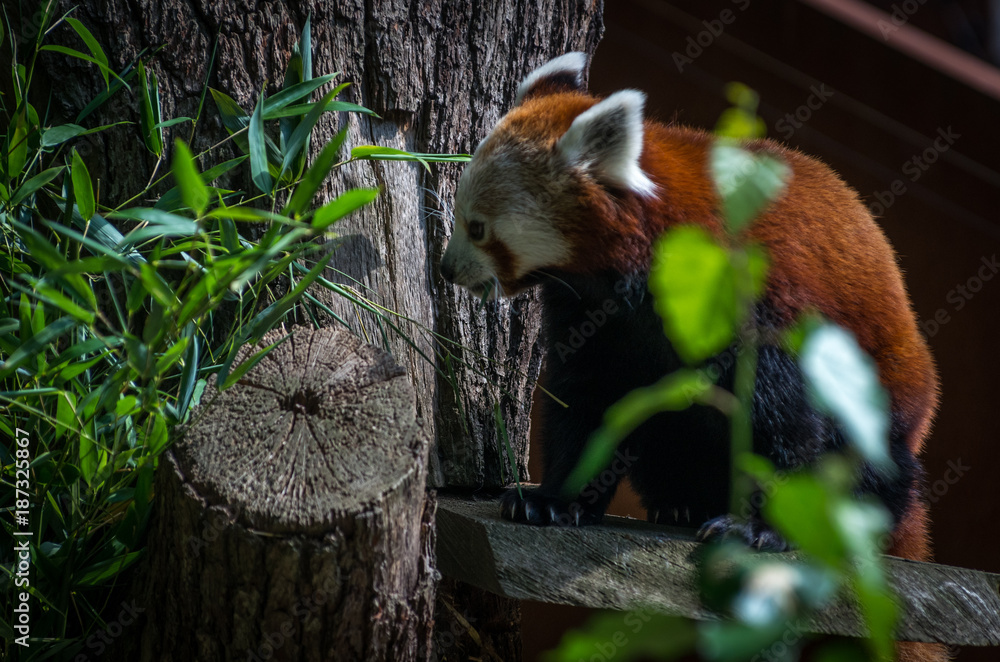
38,0,604,490
34,2,604,658
119,326,435,661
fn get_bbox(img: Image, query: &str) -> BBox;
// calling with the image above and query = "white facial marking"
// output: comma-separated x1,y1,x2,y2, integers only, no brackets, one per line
557,89,657,197
441,139,573,298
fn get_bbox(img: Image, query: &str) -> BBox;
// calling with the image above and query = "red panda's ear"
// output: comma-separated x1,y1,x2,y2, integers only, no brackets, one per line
556,90,656,197
514,52,587,106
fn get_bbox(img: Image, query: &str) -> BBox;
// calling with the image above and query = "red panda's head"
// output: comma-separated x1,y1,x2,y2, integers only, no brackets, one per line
440,53,657,299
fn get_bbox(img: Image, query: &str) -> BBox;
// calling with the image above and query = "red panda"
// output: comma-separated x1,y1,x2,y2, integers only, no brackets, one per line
440,53,944,660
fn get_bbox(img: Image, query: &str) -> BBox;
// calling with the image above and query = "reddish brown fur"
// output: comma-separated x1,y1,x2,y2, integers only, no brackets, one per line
495,92,940,561
480,76,948,659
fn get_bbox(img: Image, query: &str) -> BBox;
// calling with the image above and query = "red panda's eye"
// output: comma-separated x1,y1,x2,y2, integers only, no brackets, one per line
467,220,485,241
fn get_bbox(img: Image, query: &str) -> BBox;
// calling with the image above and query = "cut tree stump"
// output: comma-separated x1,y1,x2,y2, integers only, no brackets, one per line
122,326,435,662
437,494,1000,648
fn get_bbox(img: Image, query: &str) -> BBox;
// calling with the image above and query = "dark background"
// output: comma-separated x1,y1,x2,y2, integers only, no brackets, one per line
522,1,1000,660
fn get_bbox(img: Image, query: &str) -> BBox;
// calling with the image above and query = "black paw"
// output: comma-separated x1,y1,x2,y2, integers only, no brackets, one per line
697,514,790,551
499,488,603,526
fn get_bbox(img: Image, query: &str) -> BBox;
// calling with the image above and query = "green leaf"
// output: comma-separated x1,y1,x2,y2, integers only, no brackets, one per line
114,208,201,248
40,45,125,87
76,64,136,123
10,167,65,206
715,83,766,140
0,317,76,378
75,551,143,586
266,98,379,119
33,283,96,324
765,473,846,567
141,412,169,454
151,116,193,130
698,621,790,662
171,140,209,216
283,129,348,216
219,333,292,390
72,149,96,221
41,123,86,147
312,187,379,231
800,323,891,468
244,252,334,345
206,206,299,225
79,432,99,485
65,17,109,88
209,87,249,134
137,60,163,156
711,143,790,233
7,112,28,177
155,336,189,373
176,327,200,420
137,261,177,309
563,370,708,497
115,395,139,418
155,154,246,211
544,612,695,662
650,226,739,364
350,145,432,172
264,74,337,118
248,88,273,193
54,391,78,441
279,88,340,178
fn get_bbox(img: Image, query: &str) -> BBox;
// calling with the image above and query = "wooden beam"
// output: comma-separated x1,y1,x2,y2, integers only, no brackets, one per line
436,494,1000,646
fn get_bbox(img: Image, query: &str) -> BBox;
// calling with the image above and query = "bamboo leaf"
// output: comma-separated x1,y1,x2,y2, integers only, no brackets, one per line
41,124,86,147
65,17,109,88
11,167,65,206
40,45,125,86
265,98,378,119
72,150,96,221
284,128,347,216
219,333,291,391
312,187,378,231
137,61,163,156
0,317,77,379
171,140,208,216
264,74,337,118
248,88,273,193
278,88,338,180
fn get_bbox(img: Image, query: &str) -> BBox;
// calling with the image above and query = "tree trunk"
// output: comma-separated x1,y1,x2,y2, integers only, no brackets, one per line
118,326,435,661
36,3,604,659
39,0,604,489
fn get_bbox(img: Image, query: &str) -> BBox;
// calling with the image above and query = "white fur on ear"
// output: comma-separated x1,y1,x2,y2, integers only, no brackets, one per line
557,89,657,197
514,52,587,105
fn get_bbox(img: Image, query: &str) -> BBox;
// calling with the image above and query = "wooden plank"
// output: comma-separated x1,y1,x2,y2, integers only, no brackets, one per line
436,494,1000,646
